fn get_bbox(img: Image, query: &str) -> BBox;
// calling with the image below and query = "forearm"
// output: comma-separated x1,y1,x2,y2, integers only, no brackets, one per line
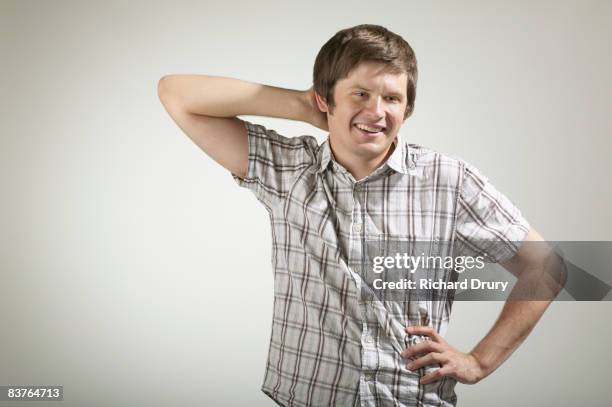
469,300,551,379
157,74,311,122
468,228,566,379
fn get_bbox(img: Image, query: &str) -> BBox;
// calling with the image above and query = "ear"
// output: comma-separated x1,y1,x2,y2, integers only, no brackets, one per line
314,91,329,113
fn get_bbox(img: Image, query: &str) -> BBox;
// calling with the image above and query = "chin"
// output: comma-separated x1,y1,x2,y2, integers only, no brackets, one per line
351,140,391,158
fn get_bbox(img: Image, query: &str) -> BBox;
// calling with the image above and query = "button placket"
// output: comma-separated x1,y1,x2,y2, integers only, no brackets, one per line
351,181,379,399
351,183,364,236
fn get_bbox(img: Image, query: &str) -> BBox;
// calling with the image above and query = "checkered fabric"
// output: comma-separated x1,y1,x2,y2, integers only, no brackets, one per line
231,120,529,406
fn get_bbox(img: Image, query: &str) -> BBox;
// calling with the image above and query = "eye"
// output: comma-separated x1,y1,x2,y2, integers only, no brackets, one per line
385,96,400,102
354,91,367,97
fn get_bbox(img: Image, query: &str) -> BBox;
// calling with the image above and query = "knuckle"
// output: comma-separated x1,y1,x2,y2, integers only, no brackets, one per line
415,343,427,353
417,343,430,353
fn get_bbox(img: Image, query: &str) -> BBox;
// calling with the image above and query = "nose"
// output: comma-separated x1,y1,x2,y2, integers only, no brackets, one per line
364,95,385,118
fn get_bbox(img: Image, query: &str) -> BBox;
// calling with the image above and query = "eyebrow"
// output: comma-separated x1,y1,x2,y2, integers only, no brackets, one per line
349,85,404,99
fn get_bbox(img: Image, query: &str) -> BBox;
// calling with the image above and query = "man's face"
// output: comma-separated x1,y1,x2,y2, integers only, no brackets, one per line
316,61,408,163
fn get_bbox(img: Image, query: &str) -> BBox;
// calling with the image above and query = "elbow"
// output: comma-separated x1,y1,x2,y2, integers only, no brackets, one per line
542,250,568,299
556,255,569,293
548,250,569,294
157,75,172,102
157,75,181,104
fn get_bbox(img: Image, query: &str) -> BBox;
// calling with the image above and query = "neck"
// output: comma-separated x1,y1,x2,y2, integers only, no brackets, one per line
329,138,396,181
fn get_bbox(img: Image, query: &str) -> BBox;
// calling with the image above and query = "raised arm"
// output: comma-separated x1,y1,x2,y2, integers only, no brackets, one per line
157,75,326,178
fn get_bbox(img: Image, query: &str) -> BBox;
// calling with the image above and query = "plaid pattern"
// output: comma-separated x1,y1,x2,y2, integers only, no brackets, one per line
231,120,529,406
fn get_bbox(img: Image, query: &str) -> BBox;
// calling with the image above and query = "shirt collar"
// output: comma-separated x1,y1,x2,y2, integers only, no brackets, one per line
317,133,416,175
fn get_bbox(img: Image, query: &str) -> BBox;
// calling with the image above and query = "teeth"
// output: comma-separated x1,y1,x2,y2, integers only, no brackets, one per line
355,123,384,133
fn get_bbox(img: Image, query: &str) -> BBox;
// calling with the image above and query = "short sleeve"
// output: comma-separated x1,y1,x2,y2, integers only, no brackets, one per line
453,161,530,263
231,120,315,209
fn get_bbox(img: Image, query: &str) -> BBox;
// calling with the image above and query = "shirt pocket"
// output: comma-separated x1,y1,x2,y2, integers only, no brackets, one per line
364,234,453,304
361,234,416,303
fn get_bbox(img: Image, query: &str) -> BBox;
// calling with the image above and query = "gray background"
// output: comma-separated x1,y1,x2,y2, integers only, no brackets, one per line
1,0,611,406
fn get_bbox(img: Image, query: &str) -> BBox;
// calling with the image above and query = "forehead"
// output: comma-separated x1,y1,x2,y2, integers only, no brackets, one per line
337,61,407,95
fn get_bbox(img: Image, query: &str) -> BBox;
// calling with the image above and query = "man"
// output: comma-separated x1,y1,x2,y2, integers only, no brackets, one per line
158,24,559,407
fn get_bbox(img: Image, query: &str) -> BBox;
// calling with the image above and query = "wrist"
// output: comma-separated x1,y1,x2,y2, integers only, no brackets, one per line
296,89,315,125
468,350,492,381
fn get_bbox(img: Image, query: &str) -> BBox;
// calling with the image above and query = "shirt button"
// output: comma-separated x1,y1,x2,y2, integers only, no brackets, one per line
352,223,363,233
364,334,374,344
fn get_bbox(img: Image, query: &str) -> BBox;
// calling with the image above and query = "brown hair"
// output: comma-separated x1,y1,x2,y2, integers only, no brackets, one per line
313,24,418,119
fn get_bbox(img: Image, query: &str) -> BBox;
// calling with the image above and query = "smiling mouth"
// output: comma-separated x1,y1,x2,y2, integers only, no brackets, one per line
353,123,386,136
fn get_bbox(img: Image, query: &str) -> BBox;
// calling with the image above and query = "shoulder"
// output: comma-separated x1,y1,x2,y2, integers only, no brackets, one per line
244,120,320,166
411,145,512,204
245,121,318,148
408,143,478,169
406,142,482,185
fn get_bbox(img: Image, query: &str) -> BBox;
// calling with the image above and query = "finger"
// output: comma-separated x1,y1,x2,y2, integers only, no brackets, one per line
407,352,445,371
406,325,442,342
420,366,452,385
401,340,441,359
401,340,443,359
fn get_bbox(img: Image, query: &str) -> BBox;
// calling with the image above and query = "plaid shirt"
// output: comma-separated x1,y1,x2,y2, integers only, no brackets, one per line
231,120,529,407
